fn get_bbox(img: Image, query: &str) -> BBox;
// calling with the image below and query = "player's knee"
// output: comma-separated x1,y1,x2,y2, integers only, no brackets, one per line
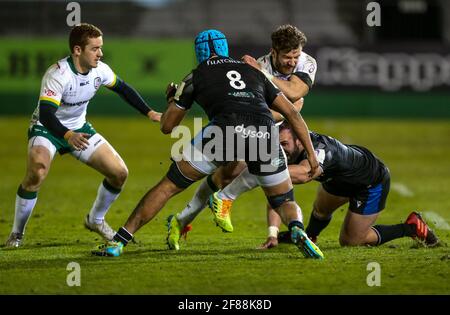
113,165,129,187
312,202,332,220
339,234,365,247
166,162,195,189
25,162,48,188
267,189,295,209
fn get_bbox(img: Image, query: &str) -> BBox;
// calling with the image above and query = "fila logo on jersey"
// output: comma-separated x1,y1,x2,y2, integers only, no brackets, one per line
80,81,89,87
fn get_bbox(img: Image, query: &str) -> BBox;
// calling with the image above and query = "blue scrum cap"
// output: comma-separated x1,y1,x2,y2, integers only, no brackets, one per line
194,29,229,63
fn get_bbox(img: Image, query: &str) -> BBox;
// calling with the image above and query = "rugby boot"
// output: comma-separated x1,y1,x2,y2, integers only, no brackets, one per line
208,192,234,232
405,211,439,247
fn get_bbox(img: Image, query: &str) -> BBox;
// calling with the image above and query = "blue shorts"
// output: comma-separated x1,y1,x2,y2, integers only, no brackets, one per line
323,167,390,215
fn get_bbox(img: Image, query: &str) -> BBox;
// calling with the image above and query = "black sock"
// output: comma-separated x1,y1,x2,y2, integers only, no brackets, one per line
206,174,219,192
305,211,332,239
113,227,133,246
372,224,415,245
288,220,305,231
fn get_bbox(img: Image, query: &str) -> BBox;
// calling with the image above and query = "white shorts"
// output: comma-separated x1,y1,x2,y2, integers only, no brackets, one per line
28,133,108,164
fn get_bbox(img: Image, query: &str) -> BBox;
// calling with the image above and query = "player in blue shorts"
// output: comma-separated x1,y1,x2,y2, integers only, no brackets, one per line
213,122,440,248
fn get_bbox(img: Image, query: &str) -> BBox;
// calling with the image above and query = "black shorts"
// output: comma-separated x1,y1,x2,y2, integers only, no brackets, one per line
322,166,390,215
185,113,287,176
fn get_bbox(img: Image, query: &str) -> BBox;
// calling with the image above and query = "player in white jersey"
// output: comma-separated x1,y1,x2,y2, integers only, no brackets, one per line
5,23,161,248
166,25,317,250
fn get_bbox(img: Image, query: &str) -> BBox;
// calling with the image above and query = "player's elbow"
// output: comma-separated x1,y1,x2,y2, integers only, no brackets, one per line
160,125,172,134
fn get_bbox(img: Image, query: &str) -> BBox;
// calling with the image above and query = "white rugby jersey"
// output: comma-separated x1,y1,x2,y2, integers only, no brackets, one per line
257,51,317,87
31,56,117,130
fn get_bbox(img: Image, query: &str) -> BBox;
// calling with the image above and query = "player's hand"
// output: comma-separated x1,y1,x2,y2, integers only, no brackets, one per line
307,154,320,178
166,82,178,102
258,236,278,250
67,132,90,151
241,55,261,70
147,110,162,122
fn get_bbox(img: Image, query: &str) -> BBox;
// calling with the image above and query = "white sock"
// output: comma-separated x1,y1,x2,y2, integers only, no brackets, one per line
218,168,258,200
89,180,120,224
295,204,303,224
177,176,217,228
12,194,37,234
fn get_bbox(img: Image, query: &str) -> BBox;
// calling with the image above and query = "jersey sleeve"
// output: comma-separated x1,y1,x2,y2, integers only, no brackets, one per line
174,72,195,110
292,53,317,89
98,62,118,89
38,65,65,108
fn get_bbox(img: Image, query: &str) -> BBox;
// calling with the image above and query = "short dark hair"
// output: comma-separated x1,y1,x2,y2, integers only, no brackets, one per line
69,23,103,53
278,121,296,139
271,24,307,52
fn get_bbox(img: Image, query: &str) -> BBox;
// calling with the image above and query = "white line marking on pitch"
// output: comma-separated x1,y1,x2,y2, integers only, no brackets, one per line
391,182,414,197
423,212,450,230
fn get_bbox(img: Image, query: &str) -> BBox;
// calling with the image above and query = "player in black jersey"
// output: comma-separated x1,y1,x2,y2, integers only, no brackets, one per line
92,29,324,258
213,121,439,248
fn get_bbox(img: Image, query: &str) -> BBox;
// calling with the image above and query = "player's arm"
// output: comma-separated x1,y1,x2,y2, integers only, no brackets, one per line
270,98,303,122
39,104,89,150
38,69,90,150
108,77,161,122
160,75,193,134
288,159,323,184
160,101,187,134
259,204,282,249
270,75,309,103
242,54,310,103
270,93,319,177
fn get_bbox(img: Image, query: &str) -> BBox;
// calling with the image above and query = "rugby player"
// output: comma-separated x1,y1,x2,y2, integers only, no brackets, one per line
5,23,161,247
167,25,316,245
213,122,440,248
92,29,324,259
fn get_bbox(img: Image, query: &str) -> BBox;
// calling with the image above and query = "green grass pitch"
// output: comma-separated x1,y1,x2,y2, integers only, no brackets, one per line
0,117,449,294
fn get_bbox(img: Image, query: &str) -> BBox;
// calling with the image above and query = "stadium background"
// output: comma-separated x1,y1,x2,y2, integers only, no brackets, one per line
1,0,449,117
0,0,449,296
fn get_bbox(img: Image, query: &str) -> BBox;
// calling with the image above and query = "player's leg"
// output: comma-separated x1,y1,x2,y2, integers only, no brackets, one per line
73,133,128,241
92,159,206,256
339,172,389,246
207,161,248,232
305,185,349,243
176,161,246,230
6,137,56,247
344,169,439,246
339,211,380,246
259,175,323,259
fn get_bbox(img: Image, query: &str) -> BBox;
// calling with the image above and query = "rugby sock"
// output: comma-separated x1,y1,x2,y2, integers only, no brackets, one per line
12,185,38,234
113,227,133,246
219,168,258,200
295,204,304,223
371,224,415,245
305,211,332,239
177,175,218,227
288,220,305,231
89,179,121,224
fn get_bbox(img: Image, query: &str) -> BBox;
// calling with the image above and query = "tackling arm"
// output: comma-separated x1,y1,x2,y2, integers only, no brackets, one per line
289,159,323,184
270,94,319,177
271,75,309,103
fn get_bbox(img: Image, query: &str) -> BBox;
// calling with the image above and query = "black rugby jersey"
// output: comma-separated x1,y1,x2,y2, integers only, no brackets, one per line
296,132,386,187
174,56,281,121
